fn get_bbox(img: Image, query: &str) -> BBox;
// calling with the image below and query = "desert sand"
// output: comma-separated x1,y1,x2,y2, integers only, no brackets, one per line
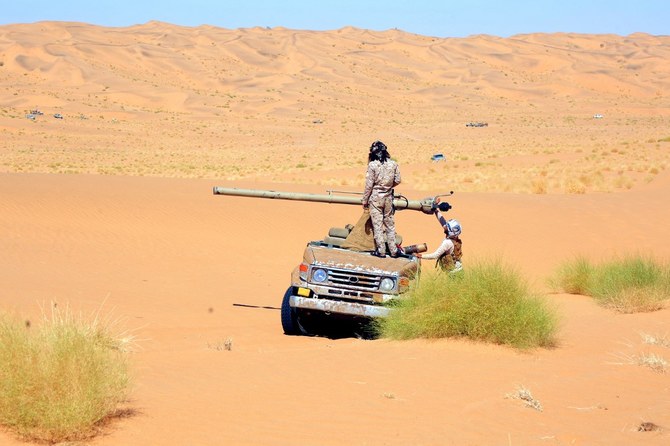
1,22,669,445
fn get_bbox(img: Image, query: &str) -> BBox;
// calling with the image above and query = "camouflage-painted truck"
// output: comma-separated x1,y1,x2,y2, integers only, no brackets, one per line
212,187,452,336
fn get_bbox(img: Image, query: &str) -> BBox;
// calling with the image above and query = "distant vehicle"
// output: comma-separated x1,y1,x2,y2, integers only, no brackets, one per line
466,122,488,127
431,153,445,162
30,109,43,115
593,114,604,119
26,114,36,121
53,113,63,119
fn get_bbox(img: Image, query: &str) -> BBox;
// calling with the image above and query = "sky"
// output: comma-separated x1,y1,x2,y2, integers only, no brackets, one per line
1,0,668,38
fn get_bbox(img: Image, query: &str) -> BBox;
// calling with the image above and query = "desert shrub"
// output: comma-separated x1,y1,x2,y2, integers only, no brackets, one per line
376,260,558,349
548,256,594,295
550,255,670,313
565,178,586,194
0,306,132,443
531,179,547,194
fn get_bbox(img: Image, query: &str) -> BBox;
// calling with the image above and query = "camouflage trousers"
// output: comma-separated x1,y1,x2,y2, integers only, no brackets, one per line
369,194,398,256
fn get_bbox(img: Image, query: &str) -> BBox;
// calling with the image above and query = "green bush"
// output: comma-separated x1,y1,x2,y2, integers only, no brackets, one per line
549,256,594,295
0,306,132,443
550,255,670,313
377,260,559,349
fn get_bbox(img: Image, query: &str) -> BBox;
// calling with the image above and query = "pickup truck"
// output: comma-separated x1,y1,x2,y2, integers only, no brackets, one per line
282,226,420,336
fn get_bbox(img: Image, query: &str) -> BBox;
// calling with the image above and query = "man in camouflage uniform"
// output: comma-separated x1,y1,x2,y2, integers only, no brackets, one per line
417,199,463,272
362,141,401,258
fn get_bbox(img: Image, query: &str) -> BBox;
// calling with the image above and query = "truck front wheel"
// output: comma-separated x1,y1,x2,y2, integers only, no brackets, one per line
281,287,302,335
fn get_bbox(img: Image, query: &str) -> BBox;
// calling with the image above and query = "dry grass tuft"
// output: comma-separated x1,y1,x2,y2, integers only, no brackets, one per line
638,421,661,432
207,337,233,351
0,304,133,443
640,332,670,348
637,353,668,373
565,178,586,194
550,255,670,313
505,386,543,412
612,352,668,374
531,179,547,194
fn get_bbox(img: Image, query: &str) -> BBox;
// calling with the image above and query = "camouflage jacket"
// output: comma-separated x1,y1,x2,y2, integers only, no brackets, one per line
362,160,401,205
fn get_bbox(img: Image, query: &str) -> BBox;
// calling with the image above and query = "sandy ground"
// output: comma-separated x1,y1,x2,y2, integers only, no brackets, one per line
1,22,670,445
1,173,669,445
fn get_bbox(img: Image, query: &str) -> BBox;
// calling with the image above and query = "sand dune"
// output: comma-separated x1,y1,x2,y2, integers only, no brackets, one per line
1,22,669,445
1,23,669,193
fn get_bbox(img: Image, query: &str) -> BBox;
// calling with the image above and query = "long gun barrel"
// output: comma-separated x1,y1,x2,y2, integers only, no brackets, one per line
212,187,450,214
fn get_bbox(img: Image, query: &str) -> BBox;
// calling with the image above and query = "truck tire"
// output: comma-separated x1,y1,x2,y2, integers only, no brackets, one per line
281,287,301,335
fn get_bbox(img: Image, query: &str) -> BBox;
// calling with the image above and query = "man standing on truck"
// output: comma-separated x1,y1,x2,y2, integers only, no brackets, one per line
362,140,401,258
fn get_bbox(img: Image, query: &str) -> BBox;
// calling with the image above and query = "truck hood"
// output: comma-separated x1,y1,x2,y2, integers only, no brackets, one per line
304,245,419,277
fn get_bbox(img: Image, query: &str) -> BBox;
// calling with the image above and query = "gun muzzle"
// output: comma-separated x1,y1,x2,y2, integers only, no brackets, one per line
402,243,428,256
436,202,451,212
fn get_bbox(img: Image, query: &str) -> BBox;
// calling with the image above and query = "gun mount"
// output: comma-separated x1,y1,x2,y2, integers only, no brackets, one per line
213,186,454,337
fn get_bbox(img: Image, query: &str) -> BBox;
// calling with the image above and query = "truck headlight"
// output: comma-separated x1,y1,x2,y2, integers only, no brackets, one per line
312,268,328,283
379,277,395,292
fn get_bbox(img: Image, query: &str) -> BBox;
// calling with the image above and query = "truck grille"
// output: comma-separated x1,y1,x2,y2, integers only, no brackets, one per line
325,268,381,291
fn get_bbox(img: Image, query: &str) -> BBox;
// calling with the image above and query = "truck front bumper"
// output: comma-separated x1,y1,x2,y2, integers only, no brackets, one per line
289,295,391,318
